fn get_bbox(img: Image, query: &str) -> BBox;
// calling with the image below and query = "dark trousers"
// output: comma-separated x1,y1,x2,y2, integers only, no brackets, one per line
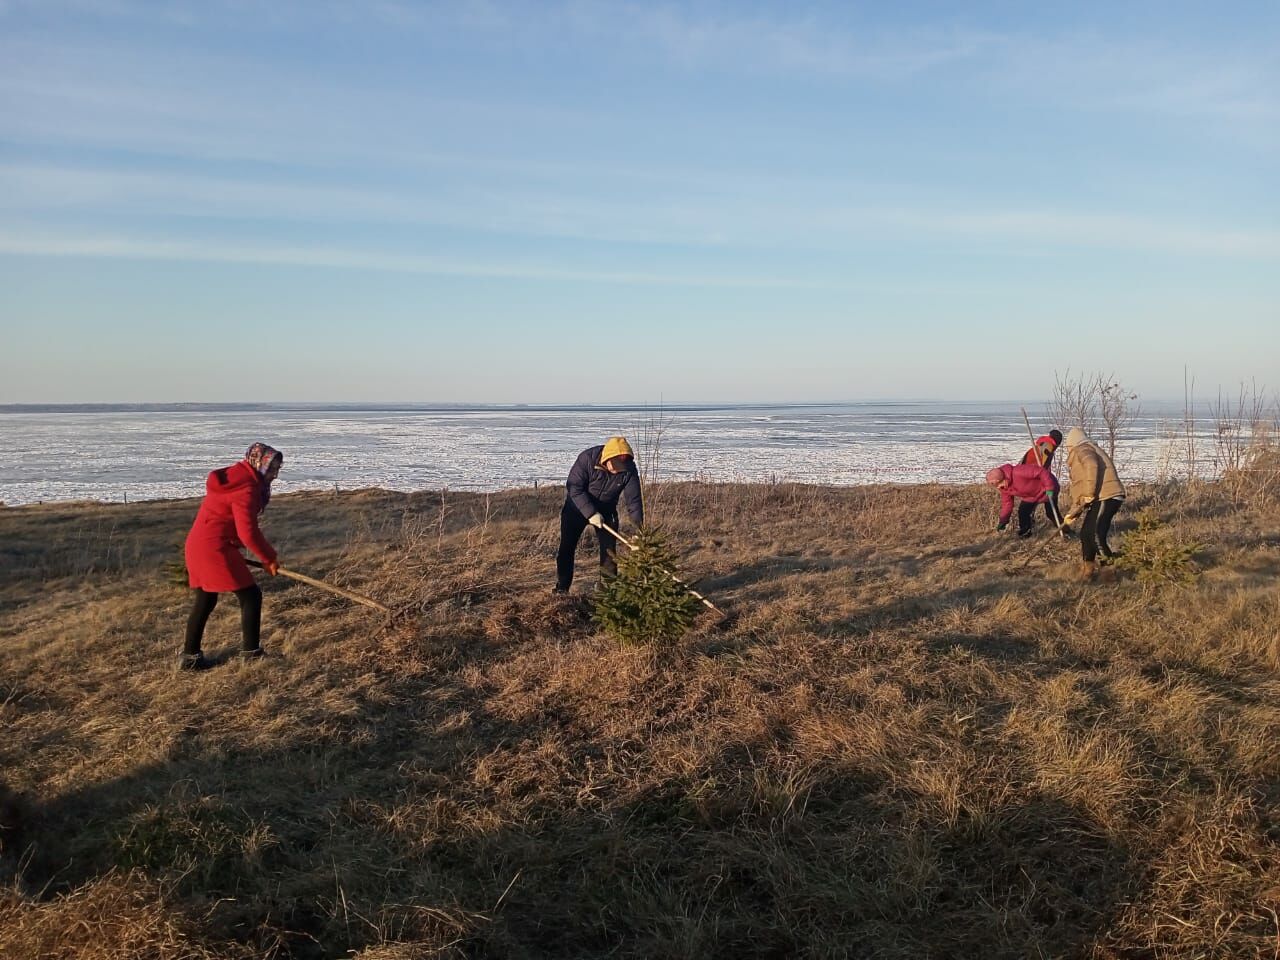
1016,500,1038,536
1081,498,1123,562
184,585,262,655
556,500,618,592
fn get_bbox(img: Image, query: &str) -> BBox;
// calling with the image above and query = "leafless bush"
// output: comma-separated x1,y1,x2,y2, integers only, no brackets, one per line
632,404,677,523
1049,369,1139,464
1050,368,1099,437
1098,378,1140,463
1212,382,1280,506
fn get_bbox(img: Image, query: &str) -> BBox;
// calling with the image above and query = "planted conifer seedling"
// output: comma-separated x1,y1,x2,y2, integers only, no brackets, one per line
593,530,702,647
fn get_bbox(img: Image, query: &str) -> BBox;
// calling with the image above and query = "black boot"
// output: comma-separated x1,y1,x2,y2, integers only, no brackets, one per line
179,652,213,671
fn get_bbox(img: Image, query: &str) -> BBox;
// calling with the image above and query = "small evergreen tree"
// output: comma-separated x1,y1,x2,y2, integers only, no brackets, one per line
593,530,701,647
1115,508,1202,585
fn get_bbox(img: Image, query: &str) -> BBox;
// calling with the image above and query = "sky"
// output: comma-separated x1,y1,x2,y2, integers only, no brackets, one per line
0,0,1277,403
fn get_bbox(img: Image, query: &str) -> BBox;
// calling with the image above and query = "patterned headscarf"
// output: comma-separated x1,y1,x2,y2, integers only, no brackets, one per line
244,442,283,509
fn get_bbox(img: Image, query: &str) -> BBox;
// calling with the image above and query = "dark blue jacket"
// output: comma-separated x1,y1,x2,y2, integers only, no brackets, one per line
566,445,643,526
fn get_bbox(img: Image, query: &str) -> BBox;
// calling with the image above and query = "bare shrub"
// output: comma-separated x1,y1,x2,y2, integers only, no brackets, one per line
1240,437,1280,507
1049,370,1139,463
1212,381,1280,506
632,404,677,521
1049,368,1100,436
1098,378,1140,463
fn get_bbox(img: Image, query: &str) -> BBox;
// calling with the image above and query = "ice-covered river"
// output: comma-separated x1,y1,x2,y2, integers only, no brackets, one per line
0,401,1202,505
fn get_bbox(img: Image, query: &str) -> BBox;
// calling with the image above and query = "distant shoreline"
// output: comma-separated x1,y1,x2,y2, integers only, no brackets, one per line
0,398,1201,416
2,399,967,414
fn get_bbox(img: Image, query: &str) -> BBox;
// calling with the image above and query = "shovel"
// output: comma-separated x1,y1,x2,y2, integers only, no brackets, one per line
246,558,390,613
1014,502,1087,572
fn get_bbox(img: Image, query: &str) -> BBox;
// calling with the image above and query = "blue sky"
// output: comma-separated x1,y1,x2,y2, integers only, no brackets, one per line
1,0,1276,403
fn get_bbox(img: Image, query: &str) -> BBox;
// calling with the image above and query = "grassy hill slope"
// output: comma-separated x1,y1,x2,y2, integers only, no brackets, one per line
2,481,1278,958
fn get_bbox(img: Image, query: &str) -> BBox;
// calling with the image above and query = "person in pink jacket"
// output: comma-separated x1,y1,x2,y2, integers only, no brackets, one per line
986,463,1059,538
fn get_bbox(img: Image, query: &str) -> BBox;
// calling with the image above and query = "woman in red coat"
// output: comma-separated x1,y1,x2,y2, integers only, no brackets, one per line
181,442,283,670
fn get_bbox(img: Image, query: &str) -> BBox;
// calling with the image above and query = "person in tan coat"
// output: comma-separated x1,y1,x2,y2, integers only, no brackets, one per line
1062,428,1125,578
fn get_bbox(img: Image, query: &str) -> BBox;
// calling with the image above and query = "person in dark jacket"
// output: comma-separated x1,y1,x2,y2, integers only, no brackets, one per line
555,436,644,594
181,442,282,670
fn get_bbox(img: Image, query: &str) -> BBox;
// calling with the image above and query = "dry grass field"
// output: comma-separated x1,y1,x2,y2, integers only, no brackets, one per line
2,479,1279,959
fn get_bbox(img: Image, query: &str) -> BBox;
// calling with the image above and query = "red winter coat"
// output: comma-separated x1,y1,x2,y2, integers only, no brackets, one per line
185,460,277,592
996,462,1059,526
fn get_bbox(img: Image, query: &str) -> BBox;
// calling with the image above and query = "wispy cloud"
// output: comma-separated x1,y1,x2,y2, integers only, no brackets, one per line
883,208,1280,260
0,0,199,25
7,0,1276,107
4,2,1274,166
2,3,1276,278
0,229,821,288
1115,64,1279,123
321,2,1280,124
987,31,1280,127
548,2,994,80
4,162,1277,261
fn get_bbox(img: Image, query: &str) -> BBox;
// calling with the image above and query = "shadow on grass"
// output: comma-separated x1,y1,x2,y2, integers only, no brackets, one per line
12,644,1152,960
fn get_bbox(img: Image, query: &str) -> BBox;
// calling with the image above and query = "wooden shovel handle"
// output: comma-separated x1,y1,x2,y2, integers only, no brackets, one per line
246,558,390,613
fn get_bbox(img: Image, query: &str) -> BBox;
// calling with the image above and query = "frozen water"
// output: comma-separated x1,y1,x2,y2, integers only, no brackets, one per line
0,401,1206,505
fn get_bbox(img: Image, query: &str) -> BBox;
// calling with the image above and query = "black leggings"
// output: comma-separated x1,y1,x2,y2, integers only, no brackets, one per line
1081,498,1123,562
1016,500,1038,535
555,500,618,592
184,586,262,655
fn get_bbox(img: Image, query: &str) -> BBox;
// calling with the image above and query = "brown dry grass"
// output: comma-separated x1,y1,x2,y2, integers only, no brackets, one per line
2,481,1279,959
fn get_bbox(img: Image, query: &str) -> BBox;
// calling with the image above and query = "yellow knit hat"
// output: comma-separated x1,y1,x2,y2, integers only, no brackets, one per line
600,436,634,463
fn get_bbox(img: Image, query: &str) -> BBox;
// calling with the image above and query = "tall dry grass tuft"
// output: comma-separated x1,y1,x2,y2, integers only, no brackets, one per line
0,871,262,959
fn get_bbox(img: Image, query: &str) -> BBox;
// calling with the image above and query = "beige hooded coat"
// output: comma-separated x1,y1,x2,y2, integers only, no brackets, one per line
1064,429,1125,515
